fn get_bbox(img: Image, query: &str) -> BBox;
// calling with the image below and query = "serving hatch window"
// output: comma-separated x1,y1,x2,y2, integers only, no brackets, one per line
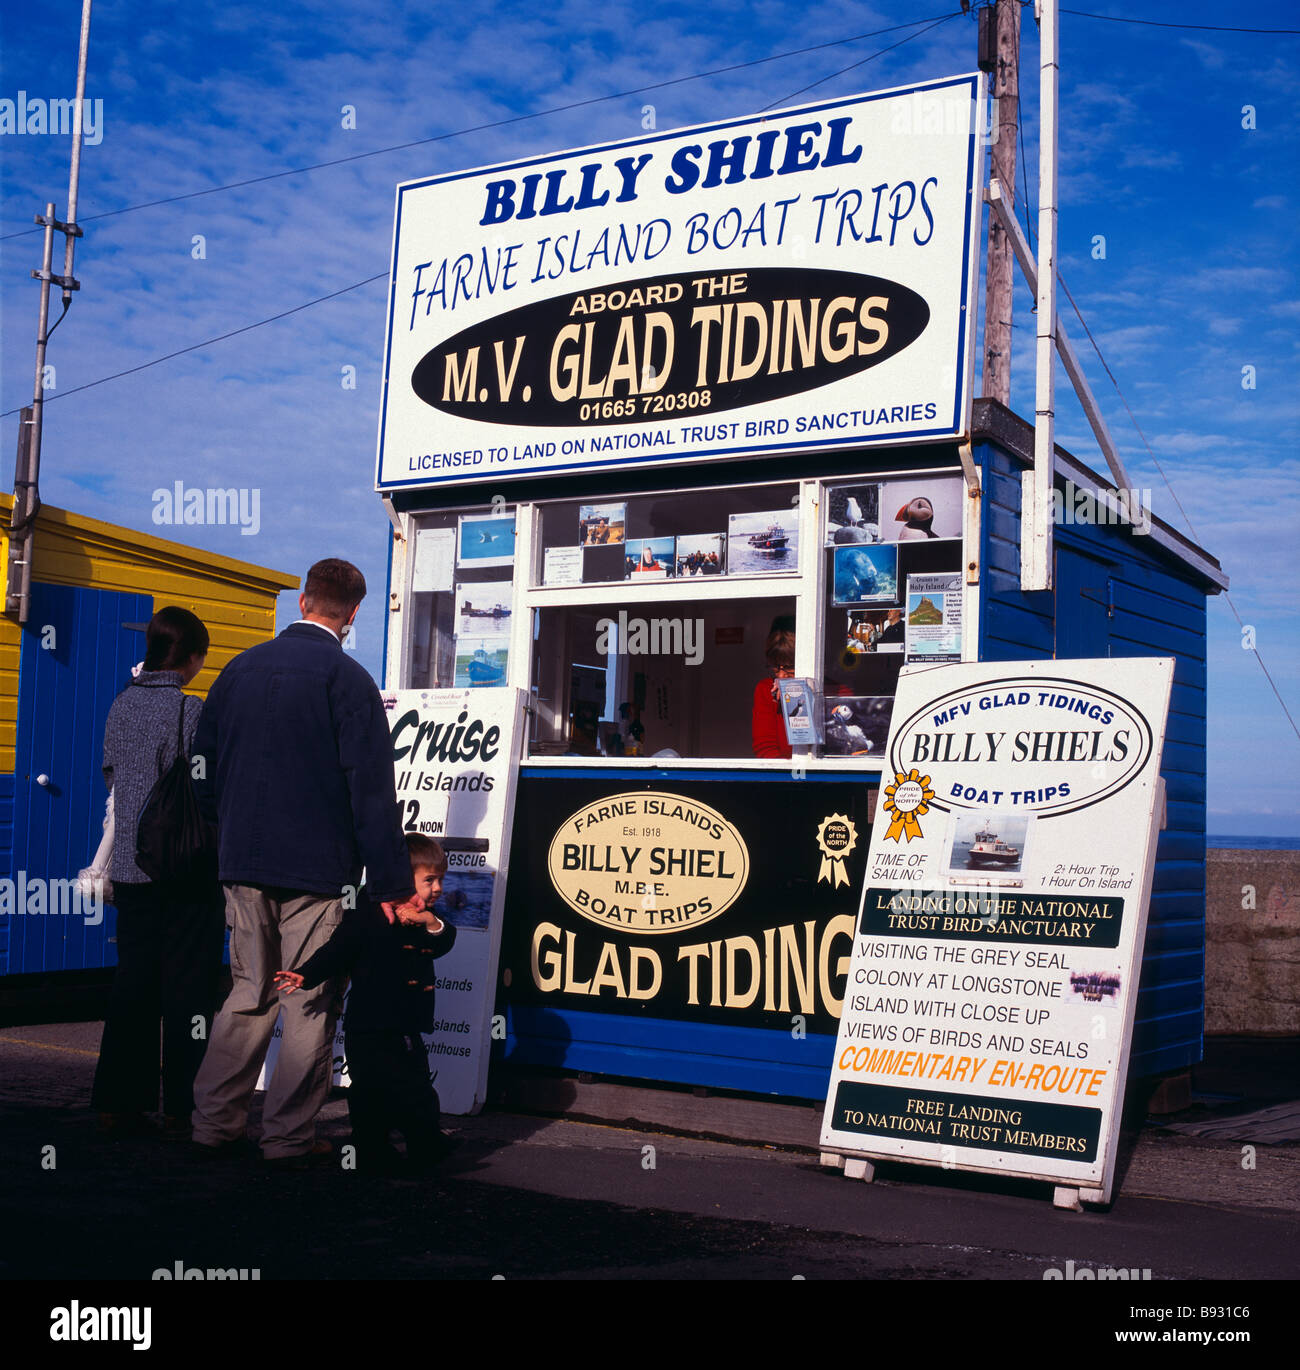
529,595,798,759
399,469,967,764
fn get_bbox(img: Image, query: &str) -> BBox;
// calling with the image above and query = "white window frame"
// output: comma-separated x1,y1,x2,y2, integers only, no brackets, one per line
395,464,972,771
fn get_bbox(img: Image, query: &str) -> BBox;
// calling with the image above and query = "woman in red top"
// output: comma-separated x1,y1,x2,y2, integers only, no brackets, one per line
752,615,796,759
631,541,664,574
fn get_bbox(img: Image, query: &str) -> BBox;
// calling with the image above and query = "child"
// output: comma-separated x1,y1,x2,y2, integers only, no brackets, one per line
273,833,457,1173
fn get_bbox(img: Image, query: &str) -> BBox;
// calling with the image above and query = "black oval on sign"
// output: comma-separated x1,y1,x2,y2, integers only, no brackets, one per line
410,267,929,427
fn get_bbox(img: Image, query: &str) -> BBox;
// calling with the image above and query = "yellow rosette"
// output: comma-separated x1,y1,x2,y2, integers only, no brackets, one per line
816,814,858,887
882,769,934,843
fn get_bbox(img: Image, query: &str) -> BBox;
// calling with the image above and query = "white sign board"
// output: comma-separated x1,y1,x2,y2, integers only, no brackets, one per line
261,688,524,1116
377,74,984,490
820,659,1173,1204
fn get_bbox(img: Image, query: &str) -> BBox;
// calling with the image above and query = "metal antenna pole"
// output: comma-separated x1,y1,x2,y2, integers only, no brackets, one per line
62,0,93,306
7,209,56,623
7,0,92,623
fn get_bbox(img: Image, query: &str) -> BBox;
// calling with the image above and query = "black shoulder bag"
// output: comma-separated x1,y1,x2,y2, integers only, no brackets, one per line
134,689,217,883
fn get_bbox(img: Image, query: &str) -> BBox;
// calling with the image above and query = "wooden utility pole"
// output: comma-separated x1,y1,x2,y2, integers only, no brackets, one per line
980,0,1020,406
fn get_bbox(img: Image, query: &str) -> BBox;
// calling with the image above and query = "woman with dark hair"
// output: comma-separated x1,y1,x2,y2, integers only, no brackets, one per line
752,614,796,760
91,606,224,1138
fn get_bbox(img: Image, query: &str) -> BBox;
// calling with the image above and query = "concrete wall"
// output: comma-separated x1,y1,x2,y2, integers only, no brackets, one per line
1206,849,1300,1035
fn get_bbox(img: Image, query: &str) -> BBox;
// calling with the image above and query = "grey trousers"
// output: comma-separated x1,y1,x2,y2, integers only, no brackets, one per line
191,884,343,1158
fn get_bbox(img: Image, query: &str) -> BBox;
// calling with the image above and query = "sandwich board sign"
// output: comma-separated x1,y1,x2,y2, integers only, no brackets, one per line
819,658,1173,1207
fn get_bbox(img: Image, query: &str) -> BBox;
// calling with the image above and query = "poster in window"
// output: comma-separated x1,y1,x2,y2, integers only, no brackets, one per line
904,572,963,661
826,484,881,545
454,638,509,687
457,513,516,567
832,544,898,605
822,696,892,757
845,608,905,655
778,678,820,745
727,510,798,576
411,527,456,592
543,546,583,585
455,582,512,637
626,536,676,579
879,476,963,542
580,502,626,546
675,532,726,577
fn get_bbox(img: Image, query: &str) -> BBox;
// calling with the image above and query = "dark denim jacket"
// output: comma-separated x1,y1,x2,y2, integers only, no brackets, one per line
192,623,412,902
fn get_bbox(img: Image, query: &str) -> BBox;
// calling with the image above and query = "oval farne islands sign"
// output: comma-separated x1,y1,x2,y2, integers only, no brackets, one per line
547,791,751,935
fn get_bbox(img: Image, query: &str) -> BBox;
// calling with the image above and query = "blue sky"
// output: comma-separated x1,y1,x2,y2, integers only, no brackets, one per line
1,1,1297,833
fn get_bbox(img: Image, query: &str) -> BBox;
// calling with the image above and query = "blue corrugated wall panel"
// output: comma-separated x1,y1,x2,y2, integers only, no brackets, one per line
977,440,1208,1079
8,583,152,975
506,1006,838,1098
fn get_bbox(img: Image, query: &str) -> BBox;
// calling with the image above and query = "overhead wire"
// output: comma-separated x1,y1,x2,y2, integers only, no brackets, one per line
993,139,1297,741
0,13,963,243
1055,273,1300,743
7,5,1294,741
3,6,1290,248
1060,10,1300,35
761,11,963,110
981,13,1297,740
2,12,962,418
1,275,387,416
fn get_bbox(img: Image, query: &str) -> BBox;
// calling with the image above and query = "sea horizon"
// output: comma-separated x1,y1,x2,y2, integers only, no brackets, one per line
1206,834,1300,852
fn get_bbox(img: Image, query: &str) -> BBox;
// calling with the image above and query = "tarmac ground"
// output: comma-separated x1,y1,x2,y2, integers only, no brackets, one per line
2,1021,1296,1309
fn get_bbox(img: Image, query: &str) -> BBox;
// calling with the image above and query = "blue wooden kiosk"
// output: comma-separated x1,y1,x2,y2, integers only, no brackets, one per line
374,76,1225,1110
380,397,1224,1102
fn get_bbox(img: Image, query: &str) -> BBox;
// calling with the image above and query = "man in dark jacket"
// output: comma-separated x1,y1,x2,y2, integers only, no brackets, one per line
190,559,413,1164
